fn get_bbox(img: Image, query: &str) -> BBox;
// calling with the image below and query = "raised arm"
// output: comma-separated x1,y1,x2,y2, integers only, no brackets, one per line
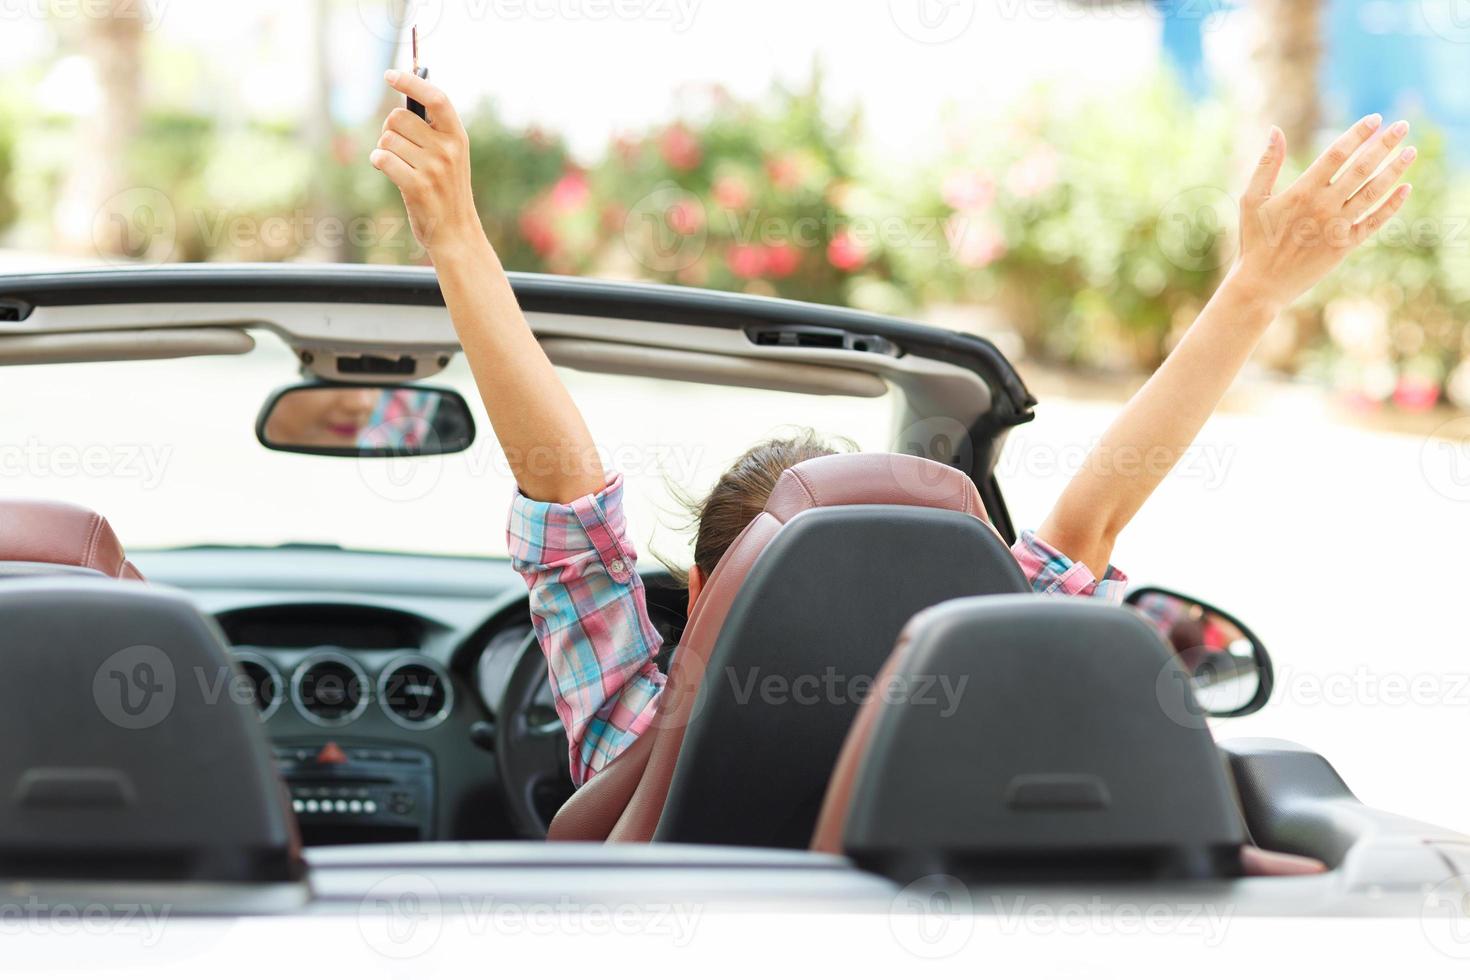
1039,116,1416,575
370,70,604,505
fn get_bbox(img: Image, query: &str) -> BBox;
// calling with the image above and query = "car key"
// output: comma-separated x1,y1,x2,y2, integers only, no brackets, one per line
407,25,429,121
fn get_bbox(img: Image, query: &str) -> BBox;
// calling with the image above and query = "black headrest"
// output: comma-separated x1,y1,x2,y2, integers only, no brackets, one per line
826,595,1247,882
654,504,1030,848
0,579,300,882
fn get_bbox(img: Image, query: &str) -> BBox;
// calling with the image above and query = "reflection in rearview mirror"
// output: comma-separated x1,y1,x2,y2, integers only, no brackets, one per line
256,383,476,458
1127,588,1272,718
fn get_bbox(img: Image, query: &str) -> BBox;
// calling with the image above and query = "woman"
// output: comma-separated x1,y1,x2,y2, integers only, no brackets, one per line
370,70,1411,821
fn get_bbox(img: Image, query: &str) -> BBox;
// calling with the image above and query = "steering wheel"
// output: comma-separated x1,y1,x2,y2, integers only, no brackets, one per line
495,632,573,838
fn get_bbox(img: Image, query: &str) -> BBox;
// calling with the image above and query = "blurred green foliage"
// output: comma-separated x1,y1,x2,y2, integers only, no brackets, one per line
3,70,1469,410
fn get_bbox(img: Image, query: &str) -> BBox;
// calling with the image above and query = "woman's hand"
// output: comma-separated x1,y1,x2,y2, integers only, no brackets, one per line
1232,115,1415,311
371,70,483,256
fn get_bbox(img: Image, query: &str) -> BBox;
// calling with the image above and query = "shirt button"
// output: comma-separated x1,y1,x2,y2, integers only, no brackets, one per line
608,559,627,575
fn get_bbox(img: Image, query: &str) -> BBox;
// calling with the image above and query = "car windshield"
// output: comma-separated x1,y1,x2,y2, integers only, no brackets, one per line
2,329,896,561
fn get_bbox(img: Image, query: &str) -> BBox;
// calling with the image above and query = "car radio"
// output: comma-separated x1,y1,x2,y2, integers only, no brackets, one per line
272,741,435,845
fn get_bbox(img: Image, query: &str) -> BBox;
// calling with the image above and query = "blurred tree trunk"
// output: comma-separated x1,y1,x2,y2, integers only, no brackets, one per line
304,0,346,261
54,1,143,256
1249,0,1323,154
1247,0,1325,370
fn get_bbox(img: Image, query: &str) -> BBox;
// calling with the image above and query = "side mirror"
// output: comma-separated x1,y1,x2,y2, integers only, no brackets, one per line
256,383,476,458
1125,587,1273,718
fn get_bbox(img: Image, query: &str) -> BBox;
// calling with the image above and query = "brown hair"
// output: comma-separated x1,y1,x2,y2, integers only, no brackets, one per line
667,430,851,582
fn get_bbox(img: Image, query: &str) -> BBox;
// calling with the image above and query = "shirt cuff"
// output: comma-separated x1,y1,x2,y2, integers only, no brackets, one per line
507,473,637,585
1011,530,1129,604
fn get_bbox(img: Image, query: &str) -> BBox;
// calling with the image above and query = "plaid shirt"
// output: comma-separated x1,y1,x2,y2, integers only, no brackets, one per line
509,474,1129,787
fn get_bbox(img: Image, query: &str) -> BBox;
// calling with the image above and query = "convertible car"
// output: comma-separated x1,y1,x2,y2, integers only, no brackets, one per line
0,264,1465,966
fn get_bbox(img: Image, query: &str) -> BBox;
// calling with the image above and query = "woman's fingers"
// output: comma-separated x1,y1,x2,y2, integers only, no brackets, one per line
1351,183,1412,247
1335,120,1410,200
1303,114,1383,186
382,107,434,145
376,129,428,169
1241,126,1286,204
369,148,417,194
384,69,464,136
1345,142,1416,220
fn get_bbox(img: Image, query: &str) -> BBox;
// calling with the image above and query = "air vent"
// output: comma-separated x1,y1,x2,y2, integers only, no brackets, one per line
233,652,283,721
746,326,900,357
378,658,453,730
292,654,369,727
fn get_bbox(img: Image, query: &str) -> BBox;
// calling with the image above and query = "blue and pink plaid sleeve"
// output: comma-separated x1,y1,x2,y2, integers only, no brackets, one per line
507,474,666,787
1010,529,1129,603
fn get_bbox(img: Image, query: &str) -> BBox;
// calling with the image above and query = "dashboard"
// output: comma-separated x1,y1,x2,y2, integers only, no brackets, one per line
132,546,688,843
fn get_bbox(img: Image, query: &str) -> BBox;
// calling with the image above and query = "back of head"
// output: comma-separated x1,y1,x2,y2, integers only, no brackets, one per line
682,432,842,579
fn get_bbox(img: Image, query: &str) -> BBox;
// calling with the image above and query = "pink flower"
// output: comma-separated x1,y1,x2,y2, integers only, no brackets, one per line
665,198,705,236
1006,145,1060,200
726,243,767,279
767,154,803,192
764,243,801,279
713,175,753,211
519,211,558,257
827,231,871,272
1393,378,1441,413
660,125,703,171
947,218,1007,269
941,170,996,212
550,171,590,211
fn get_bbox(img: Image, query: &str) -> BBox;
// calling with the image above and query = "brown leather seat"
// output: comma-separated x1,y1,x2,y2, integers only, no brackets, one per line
547,452,994,842
0,500,144,581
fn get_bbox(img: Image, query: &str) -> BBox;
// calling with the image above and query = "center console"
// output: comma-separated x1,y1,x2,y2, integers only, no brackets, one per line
273,741,436,845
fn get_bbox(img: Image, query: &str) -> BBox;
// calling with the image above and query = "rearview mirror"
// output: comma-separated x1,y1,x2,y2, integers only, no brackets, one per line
1125,587,1273,718
256,383,476,458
